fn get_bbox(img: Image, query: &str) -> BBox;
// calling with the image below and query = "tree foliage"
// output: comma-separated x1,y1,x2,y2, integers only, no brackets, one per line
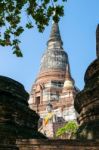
56,121,78,139
0,0,67,57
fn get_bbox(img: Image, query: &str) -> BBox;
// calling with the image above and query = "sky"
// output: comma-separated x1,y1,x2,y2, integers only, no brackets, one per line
0,0,99,93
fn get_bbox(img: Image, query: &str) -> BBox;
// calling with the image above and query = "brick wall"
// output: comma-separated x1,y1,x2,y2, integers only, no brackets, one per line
0,139,99,150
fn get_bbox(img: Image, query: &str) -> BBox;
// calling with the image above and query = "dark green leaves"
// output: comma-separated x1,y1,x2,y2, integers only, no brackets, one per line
14,27,24,36
26,22,33,29
12,39,23,57
0,0,67,57
13,48,23,57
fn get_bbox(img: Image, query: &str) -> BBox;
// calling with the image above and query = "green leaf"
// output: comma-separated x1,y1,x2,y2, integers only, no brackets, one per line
14,26,24,36
56,121,78,137
13,45,23,57
26,22,33,29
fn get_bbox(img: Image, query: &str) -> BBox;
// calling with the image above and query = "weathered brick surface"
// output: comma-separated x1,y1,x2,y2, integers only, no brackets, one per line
74,25,99,139
0,139,99,150
16,139,99,150
29,22,78,138
0,76,46,139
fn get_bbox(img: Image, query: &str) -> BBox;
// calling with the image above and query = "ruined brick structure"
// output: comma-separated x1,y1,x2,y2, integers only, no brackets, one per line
1,139,99,150
96,24,99,57
74,24,99,139
0,76,45,141
29,22,79,138
0,25,99,150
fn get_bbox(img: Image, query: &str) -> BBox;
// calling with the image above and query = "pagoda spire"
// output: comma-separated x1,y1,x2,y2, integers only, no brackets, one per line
96,24,99,58
47,22,63,47
39,21,68,73
48,1,62,44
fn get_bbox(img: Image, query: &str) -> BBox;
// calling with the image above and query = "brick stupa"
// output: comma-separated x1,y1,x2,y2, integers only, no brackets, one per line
0,76,45,144
74,25,99,139
29,22,79,138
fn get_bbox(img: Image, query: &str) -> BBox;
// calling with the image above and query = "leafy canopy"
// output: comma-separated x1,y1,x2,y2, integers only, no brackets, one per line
0,0,67,57
56,121,78,138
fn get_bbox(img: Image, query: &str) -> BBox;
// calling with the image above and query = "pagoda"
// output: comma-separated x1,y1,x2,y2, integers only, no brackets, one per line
29,22,79,138
74,25,99,139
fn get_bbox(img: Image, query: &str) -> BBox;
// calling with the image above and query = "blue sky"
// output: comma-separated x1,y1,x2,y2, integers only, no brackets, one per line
0,0,99,92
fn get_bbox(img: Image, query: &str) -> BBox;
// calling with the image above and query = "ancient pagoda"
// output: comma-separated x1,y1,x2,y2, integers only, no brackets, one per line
74,24,99,139
29,22,79,138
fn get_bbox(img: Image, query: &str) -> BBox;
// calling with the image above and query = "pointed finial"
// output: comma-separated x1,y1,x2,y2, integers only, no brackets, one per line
52,2,56,24
47,1,63,46
47,22,63,45
96,24,99,58
63,63,75,89
65,62,75,84
65,63,71,80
